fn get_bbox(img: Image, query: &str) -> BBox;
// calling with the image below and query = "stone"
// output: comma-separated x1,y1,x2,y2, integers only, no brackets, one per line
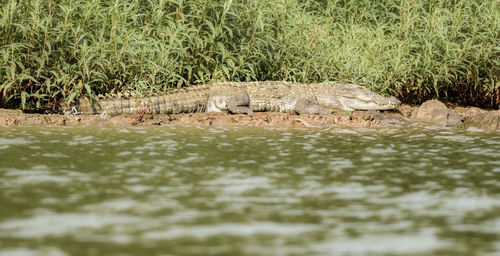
461,110,500,130
412,100,462,127
461,107,487,118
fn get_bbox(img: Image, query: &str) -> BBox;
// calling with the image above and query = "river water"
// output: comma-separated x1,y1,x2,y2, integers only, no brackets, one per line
0,125,499,256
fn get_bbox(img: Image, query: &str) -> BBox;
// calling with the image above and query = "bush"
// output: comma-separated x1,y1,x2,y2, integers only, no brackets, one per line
0,0,498,109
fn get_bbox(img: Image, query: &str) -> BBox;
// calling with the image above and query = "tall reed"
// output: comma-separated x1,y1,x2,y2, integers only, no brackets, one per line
0,0,498,109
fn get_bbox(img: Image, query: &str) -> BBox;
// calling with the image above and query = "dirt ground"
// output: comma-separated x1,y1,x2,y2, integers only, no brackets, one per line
1,104,497,129
0,107,411,128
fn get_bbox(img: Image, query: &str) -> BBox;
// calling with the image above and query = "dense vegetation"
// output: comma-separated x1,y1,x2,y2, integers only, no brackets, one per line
1,0,499,110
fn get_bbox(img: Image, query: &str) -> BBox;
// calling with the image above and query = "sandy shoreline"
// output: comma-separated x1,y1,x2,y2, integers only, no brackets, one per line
0,108,404,128
1,103,499,130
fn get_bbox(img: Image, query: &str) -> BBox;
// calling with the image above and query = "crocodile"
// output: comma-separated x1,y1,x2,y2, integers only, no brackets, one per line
61,81,400,116
242,81,400,114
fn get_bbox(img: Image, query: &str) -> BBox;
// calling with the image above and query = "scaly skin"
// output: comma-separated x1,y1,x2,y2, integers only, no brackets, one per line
216,81,401,114
66,84,253,116
63,81,400,116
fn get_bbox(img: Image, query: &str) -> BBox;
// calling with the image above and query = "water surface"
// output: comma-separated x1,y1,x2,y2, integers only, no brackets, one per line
0,125,499,256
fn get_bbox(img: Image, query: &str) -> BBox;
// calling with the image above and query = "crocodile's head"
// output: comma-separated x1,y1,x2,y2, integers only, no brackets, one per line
319,84,401,111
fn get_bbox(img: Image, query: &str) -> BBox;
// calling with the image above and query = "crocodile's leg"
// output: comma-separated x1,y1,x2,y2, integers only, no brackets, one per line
226,89,253,115
293,98,330,115
207,88,253,115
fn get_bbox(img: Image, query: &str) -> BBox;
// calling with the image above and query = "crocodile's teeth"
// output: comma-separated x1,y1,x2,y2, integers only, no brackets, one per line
124,92,131,98
98,94,105,99
105,93,112,99
117,92,123,98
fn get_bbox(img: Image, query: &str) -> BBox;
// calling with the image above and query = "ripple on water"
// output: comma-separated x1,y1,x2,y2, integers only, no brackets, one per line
433,135,475,142
203,175,271,194
117,151,133,156
82,197,183,215
366,146,398,155
312,228,445,255
0,247,68,256
298,182,373,200
126,185,153,193
3,166,72,185
113,158,143,169
369,190,500,217
142,222,320,240
67,135,94,145
0,213,141,239
41,152,69,158
133,129,148,134
175,154,201,164
326,158,353,172
452,218,500,234
0,138,31,149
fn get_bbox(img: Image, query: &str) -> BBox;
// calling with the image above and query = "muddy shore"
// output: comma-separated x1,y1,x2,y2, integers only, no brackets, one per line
1,101,499,130
0,107,402,128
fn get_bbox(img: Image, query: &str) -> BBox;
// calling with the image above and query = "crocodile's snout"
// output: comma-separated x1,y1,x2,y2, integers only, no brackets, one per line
387,96,401,108
338,93,401,111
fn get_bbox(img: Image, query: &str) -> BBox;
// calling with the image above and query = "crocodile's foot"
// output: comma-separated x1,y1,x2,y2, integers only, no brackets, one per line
294,99,330,115
228,106,254,116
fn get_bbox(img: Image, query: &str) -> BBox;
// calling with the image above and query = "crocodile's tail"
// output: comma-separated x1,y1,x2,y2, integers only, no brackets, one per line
64,86,213,116
61,83,253,116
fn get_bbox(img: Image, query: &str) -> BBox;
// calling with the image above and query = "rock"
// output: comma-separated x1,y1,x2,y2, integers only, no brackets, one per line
461,110,500,130
461,107,487,118
412,100,462,127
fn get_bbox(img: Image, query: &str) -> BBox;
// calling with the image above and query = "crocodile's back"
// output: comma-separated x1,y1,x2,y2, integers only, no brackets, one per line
245,81,294,112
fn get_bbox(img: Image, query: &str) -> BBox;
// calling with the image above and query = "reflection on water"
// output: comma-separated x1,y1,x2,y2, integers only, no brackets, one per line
0,126,499,256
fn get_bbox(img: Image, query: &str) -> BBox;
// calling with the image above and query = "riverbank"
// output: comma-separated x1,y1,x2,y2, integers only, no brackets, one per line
0,107,401,128
1,101,499,130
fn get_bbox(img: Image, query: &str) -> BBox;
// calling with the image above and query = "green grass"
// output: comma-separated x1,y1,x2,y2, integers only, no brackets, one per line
1,0,499,110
